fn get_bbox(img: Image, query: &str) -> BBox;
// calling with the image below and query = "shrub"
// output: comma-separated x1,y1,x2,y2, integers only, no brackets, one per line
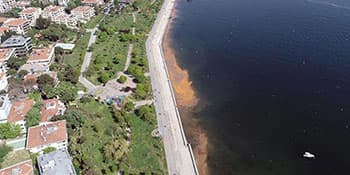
117,75,127,84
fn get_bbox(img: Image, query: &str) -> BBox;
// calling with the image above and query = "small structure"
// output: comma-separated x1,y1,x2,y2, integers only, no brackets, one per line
26,120,68,153
19,7,42,26
0,94,12,123
37,149,76,175
0,67,8,91
0,35,33,57
7,99,34,133
54,43,75,51
71,6,95,23
0,160,34,175
41,98,66,123
2,18,31,35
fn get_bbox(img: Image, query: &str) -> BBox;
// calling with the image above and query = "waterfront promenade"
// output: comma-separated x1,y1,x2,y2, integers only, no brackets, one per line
146,0,199,174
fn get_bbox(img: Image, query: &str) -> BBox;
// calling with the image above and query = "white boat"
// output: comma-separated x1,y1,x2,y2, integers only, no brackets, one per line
303,152,315,159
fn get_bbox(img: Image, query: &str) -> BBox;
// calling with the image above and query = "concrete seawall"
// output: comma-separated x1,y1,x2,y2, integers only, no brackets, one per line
146,0,199,174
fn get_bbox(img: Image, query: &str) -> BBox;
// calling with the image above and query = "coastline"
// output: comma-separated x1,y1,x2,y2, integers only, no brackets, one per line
145,0,199,174
162,7,210,175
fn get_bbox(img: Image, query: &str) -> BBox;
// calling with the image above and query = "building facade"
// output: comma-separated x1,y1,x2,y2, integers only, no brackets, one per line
0,35,33,56
19,7,42,26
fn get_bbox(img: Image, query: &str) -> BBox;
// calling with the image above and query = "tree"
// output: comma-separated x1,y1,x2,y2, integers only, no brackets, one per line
36,15,51,30
0,31,16,42
0,144,12,163
2,8,21,18
136,105,156,124
135,84,147,99
103,139,128,162
43,147,56,154
117,75,127,84
56,82,78,104
42,84,56,98
98,72,110,84
0,123,22,139
18,70,28,79
54,47,65,64
64,109,85,129
7,57,27,70
124,101,134,112
37,74,54,90
26,107,41,128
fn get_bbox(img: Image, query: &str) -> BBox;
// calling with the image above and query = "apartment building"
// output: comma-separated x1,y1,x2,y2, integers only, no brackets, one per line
71,6,95,23
0,35,32,56
19,7,42,26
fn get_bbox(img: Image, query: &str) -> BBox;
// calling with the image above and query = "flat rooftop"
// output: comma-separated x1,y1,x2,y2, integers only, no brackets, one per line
0,36,30,47
37,149,76,175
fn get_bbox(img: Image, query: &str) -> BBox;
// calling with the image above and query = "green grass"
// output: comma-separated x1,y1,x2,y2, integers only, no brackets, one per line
126,113,167,174
83,14,105,29
1,150,30,168
86,14,133,85
69,100,124,174
64,32,90,69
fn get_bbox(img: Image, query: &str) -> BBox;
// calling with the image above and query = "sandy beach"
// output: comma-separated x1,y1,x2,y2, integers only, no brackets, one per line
162,11,210,175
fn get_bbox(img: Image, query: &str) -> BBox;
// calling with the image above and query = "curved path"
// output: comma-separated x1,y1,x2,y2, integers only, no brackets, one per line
146,0,199,174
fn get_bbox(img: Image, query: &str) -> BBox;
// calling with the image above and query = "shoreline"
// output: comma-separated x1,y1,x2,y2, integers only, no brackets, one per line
145,0,199,174
162,18,210,175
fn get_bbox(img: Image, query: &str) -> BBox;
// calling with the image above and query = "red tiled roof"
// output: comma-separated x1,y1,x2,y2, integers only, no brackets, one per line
41,99,59,122
0,160,34,175
71,6,94,13
7,99,34,122
4,18,28,27
26,120,67,149
0,48,15,63
20,7,40,14
28,46,53,62
0,27,9,34
0,17,10,23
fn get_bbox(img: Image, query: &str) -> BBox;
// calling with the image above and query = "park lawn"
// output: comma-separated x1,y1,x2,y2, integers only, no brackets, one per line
70,100,125,174
64,32,90,69
101,14,133,32
87,33,129,85
126,113,167,174
83,14,105,29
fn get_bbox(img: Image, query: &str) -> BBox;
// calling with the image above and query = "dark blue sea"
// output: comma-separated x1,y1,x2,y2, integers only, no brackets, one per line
167,0,350,174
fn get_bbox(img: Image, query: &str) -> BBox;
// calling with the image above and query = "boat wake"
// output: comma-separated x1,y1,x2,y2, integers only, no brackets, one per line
306,0,350,10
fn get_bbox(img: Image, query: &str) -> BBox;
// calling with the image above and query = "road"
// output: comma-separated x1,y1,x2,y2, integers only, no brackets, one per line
146,0,199,174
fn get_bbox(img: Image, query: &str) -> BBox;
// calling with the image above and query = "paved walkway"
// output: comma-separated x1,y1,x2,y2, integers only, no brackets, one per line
79,29,98,92
146,0,199,174
123,12,137,72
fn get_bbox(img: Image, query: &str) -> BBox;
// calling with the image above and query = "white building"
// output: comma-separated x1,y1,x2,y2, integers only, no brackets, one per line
0,0,15,13
0,67,7,91
42,5,65,20
37,149,76,175
2,18,31,35
0,35,33,56
26,120,68,153
71,6,95,23
19,7,42,26
0,94,11,123
42,5,77,28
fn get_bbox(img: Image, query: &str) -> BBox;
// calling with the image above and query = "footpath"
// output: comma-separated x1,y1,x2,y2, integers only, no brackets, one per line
146,0,199,174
